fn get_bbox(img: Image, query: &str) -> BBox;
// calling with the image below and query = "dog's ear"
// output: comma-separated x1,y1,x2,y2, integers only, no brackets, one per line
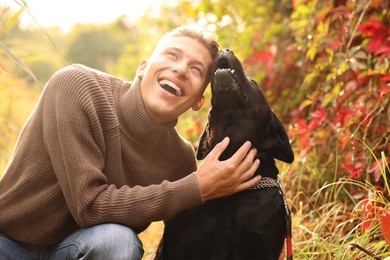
196,122,210,160
270,113,294,163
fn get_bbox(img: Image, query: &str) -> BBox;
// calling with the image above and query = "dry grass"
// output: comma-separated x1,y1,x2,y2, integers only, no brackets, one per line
140,221,164,260
137,163,390,260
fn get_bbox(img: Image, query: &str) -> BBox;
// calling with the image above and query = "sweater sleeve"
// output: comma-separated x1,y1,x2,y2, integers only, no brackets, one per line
41,65,203,231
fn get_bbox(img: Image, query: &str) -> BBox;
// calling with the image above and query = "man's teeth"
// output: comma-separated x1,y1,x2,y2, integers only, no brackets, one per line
159,79,182,97
214,68,235,75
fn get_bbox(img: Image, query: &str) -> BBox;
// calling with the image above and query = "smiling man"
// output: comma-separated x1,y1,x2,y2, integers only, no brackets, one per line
0,25,260,259
138,35,211,123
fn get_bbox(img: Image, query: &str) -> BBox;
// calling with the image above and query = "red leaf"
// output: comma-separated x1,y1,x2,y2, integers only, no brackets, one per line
307,108,327,130
248,50,273,63
368,159,385,182
308,118,320,131
358,17,384,36
311,108,327,121
291,0,298,10
378,84,390,100
380,75,390,81
293,118,308,133
331,37,342,50
359,199,386,232
300,134,309,148
358,17,390,55
381,210,390,245
348,169,362,180
344,151,365,180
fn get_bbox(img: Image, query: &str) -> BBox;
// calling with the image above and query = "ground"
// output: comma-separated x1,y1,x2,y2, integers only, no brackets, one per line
139,221,164,259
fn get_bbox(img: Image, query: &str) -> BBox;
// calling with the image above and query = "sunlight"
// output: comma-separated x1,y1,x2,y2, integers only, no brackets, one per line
4,0,162,32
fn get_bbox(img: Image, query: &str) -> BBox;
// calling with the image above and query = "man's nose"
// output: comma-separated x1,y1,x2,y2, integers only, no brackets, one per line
172,61,188,78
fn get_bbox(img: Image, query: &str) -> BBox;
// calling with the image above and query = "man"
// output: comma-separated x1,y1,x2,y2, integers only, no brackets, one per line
0,25,261,259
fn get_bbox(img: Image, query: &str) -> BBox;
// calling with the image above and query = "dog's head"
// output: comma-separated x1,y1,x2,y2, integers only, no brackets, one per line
197,49,294,177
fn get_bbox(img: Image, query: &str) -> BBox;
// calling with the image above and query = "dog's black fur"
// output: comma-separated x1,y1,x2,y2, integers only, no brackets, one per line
154,49,294,260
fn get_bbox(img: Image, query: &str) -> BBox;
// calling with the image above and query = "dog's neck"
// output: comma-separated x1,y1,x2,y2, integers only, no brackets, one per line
255,153,279,179
220,148,280,179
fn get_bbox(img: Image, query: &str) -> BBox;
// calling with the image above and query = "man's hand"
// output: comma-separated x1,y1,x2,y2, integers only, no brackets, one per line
196,137,261,201
279,243,286,260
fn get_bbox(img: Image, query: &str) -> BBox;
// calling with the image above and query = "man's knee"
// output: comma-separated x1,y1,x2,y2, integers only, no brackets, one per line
96,223,144,259
69,223,144,259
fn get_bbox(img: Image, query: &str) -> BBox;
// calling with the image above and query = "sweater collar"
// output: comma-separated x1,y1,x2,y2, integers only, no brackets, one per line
119,77,178,144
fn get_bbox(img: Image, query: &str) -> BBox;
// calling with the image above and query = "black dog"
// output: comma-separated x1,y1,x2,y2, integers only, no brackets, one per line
154,49,294,260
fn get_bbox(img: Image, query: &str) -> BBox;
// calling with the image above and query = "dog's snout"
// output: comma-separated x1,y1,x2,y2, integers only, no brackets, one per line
222,48,233,54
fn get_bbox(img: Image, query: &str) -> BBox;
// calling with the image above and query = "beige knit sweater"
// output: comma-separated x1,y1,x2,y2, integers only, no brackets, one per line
0,64,203,245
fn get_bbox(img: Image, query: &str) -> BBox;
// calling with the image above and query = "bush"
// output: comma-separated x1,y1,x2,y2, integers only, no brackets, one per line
204,0,390,257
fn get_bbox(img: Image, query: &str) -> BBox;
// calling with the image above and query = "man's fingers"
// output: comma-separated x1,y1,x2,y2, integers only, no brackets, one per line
197,137,262,201
241,158,260,180
236,148,257,174
278,243,286,260
207,137,230,160
228,140,252,163
207,138,252,164
237,173,261,192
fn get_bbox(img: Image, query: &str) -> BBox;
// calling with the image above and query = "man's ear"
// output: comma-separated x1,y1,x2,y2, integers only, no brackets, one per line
137,59,148,80
192,96,205,111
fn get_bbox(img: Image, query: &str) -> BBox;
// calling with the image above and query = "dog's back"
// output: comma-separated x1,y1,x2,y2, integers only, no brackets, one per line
159,189,286,259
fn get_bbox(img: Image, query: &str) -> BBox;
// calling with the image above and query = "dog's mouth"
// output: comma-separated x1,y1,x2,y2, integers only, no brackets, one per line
212,53,249,103
214,67,235,76
214,57,235,75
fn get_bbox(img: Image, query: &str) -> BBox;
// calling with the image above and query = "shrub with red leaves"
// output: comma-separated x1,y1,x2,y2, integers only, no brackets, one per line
381,210,390,245
245,0,390,189
242,0,389,244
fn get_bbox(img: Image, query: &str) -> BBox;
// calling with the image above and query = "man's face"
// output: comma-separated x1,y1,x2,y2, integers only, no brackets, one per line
137,36,212,124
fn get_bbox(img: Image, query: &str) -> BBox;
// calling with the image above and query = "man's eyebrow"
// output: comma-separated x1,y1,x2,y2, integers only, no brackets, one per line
167,47,208,72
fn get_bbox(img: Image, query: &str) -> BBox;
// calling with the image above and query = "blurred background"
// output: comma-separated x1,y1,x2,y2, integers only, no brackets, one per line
1,0,389,259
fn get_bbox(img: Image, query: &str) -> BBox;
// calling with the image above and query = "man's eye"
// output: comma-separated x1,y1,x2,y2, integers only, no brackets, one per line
168,52,178,59
192,66,202,74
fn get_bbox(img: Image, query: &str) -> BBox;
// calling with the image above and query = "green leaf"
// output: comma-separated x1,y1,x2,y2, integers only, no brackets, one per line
299,99,313,111
332,82,342,96
0,41,41,86
326,48,334,63
307,44,318,61
4,8,23,33
303,72,317,85
317,20,330,35
322,92,334,106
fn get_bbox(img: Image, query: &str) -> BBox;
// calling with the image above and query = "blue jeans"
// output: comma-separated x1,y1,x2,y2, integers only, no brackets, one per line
0,223,144,259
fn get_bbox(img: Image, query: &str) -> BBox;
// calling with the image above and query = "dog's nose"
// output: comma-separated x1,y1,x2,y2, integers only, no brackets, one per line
223,48,233,53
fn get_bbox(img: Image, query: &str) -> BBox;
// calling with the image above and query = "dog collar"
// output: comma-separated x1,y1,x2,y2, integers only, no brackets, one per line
251,176,294,260
250,176,280,190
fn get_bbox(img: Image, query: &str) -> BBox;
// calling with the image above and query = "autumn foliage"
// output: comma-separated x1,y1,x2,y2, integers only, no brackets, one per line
239,0,389,254
172,0,390,256
1,0,389,258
